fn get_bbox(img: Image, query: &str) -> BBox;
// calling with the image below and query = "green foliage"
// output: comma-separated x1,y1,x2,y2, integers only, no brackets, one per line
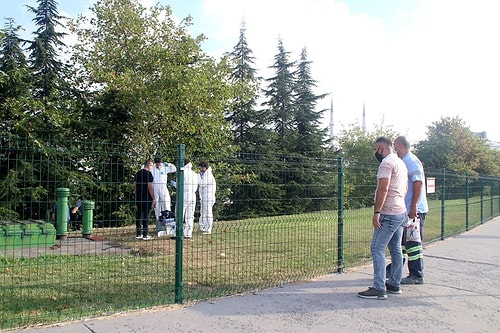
335,122,399,209
416,116,499,176
0,19,31,103
69,0,234,163
226,20,261,151
26,0,68,99
293,47,328,157
262,39,297,152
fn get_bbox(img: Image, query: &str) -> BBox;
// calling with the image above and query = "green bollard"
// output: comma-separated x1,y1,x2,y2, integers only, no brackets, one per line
55,188,70,240
82,200,95,238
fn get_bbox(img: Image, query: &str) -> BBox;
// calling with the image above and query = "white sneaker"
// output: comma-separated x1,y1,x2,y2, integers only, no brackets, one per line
143,235,154,241
135,235,143,240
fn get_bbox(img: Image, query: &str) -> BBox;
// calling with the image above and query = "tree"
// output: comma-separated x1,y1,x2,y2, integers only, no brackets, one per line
279,47,330,213
261,38,297,152
26,0,68,100
415,116,499,176
336,122,399,209
225,20,261,152
293,47,328,157
0,19,30,102
0,18,32,135
70,0,233,161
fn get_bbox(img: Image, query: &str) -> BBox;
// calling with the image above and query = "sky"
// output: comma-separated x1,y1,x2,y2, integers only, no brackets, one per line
3,0,500,143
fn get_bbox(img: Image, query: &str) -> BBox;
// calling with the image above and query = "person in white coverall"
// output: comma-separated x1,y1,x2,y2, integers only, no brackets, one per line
198,161,216,234
152,157,177,220
181,159,199,238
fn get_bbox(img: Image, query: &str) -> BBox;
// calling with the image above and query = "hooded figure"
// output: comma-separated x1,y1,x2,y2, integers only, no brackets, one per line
152,157,176,220
182,160,199,238
198,162,216,234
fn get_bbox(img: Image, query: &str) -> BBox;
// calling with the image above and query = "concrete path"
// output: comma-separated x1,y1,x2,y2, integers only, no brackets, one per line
11,216,500,333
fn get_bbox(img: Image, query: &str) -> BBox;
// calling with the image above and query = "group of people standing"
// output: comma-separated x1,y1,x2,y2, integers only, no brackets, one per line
359,135,428,300
134,158,217,240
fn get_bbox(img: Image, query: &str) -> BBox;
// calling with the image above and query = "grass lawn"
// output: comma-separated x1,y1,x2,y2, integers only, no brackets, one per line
1,196,498,329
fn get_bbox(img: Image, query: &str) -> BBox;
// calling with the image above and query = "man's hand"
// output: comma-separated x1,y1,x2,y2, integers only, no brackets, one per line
372,213,381,229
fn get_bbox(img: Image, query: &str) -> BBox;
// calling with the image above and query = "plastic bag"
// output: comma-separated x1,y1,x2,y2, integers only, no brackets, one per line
406,217,421,243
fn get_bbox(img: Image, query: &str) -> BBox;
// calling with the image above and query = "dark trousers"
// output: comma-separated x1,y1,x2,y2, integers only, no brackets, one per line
405,238,423,278
406,213,426,277
136,200,152,237
386,213,426,279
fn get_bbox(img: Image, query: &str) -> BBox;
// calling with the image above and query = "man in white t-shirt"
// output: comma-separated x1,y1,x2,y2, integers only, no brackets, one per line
358,137,408,300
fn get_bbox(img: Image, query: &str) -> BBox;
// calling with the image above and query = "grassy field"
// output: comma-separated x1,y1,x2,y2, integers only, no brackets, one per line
1,196,498,329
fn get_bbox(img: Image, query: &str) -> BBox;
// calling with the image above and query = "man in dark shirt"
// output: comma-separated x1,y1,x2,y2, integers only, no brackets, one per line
135,160,156,240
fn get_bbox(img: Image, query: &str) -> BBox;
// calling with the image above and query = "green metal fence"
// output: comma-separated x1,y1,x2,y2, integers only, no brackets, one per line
1,138,499,330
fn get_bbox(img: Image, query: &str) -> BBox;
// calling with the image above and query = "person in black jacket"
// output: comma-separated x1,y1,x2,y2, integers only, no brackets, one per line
135,160,156,240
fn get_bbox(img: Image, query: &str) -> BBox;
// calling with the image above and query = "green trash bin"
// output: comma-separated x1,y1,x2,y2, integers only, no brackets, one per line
0,222,24,248
22,222,56,247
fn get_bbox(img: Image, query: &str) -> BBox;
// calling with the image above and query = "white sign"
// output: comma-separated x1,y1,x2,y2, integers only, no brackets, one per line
427,177,436,194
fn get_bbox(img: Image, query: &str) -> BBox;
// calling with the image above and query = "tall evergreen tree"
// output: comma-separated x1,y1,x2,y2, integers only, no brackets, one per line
0,19,30,103
226,21,262,152
0,18,32,136
262,38,297,153
293,47,328,157
284,47,331,212
222,21,282,219
294,48,327,156
26,0,68,99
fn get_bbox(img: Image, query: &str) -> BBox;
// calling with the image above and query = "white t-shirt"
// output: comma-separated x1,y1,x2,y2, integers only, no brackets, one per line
376,153,408,215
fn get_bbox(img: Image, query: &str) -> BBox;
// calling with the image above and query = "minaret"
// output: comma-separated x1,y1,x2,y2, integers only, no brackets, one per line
329,96,334,145
362,101,366,132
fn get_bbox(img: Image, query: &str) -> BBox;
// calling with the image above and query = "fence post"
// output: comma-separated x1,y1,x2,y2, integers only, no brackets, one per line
337,156,344,273
440,168,446,240
497,180,500,217
465,173,469,231
480,181,484,224
175,144,185,304
491,181,494,218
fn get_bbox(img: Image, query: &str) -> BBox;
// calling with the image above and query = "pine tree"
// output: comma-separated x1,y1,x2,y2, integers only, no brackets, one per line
293,47,328,157
26,0,68,99
226,21,262,152
223,21,282,218
0,18,32,136
262,38,297,153
283,47,331,212
0,19,31,103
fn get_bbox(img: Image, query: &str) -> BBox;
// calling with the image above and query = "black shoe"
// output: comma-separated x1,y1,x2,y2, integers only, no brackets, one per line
385,282,402,294
401,276,424,285
358,287,387,300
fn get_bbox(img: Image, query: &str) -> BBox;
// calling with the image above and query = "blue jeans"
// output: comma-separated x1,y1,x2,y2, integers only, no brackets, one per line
371,212,407,290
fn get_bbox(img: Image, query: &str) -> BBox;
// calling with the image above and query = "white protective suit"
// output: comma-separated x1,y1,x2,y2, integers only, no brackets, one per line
198,166,216,234
182,162,199,238
152,162,176,219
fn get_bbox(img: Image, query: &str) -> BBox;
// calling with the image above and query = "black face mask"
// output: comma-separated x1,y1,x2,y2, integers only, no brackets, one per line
374,149,384,162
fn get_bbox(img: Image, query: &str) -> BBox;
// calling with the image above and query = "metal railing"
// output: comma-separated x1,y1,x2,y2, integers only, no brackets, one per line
1,138,499,330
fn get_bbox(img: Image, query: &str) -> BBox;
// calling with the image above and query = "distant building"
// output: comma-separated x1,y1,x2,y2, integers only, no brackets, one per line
489,141,500,151
473,131,488,139
473,131,500,151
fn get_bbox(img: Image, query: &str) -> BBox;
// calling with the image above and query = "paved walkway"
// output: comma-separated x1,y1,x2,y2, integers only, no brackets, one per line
12,216,500,333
